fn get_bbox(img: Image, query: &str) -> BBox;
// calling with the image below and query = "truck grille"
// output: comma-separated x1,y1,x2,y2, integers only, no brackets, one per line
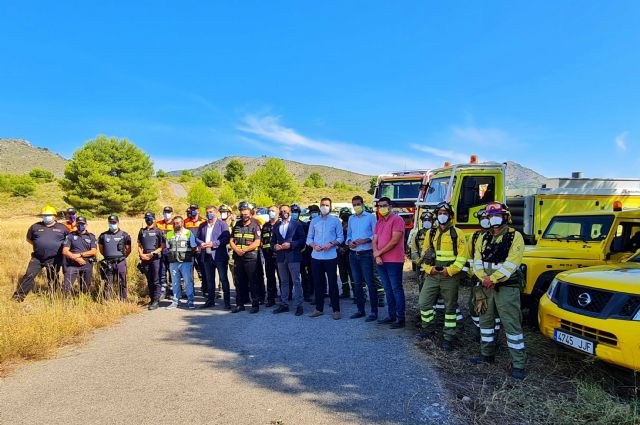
560,319,617,346
566,284,613,313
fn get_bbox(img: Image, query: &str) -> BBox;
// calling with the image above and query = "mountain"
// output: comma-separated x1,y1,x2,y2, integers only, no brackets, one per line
173,156,375,190
503,161,548,190
0,138,68,177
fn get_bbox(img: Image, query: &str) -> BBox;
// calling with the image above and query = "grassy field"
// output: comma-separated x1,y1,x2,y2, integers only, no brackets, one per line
0,217,149,375
403,273,640,425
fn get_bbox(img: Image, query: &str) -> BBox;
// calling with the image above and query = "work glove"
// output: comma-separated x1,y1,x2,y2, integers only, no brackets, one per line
472,285,489,316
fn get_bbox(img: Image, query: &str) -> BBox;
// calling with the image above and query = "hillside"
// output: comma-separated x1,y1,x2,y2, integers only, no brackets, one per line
172,156,374,190
503,161,547,189
0,139,68,177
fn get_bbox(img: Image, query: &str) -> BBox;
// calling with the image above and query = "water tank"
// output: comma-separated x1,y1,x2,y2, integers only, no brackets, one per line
572,171,584,179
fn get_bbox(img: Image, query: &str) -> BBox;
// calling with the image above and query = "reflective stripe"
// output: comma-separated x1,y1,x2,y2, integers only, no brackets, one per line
456,314,464,321
437,249,455,255
471,316,480,323
444,314,457,320
462,266,470,272
497,267,512,278
494,324,502,331
444,322,456,328
453,261,466,269
504,261,517,270
436,255,456,261
495,318,502,323
507,342,525,350
506,333,524,340
480,328,494,335
434,304,445,309
481,336,494,342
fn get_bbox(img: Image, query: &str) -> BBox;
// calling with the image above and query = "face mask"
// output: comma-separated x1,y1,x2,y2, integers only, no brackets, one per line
163,213,171,220
437,214,449,224
43,215,55,224
190,210,197,217
174,224,182,231
69,215,76,222
310,213,319,219
221,212,228,220
145,217,154,225
206,213,215,220
353,205,363,215
268,211,277,220
280,212,290,220
423,221,432,230
480,218,491,229
108,223,118,231
378,207,390,216
77,225,86,232
242,215,250,222
489,216,503,227
320,206,330,215
291,213,299,220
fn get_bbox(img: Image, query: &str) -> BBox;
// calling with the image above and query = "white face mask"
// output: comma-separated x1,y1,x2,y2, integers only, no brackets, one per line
437,214,449,224
423,221,432,230
220,212,228,220
320,206,330,215
489,216,503,227
480,218,491,229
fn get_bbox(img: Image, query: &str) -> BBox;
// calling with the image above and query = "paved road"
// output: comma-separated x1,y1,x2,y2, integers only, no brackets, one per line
169,181,187,198
0,290,451,425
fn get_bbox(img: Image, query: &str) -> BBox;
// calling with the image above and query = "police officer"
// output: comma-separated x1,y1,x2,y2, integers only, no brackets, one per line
184,203,206,295
156,206,174,298
219,204,234,299
137,212,166,310
13,205,70,301
471,203,526,380
62,216,97,295
251,203,267,304
229,201,262,313
418,202,467,351
62,208,78,232
338,207,353,299
98,215,132,300
261,205,280,307
301,204,319,302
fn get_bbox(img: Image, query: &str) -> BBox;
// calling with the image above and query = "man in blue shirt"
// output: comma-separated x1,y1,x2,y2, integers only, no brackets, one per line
346,195,379,322
306,197,344,319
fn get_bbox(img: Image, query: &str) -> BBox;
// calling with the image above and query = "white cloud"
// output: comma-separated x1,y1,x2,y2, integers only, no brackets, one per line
615,131,628,151
409,144,470,163
237,114,436,174
450,126,514,147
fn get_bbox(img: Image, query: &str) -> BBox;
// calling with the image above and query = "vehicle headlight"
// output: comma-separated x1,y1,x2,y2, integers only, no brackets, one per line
546,278,560,303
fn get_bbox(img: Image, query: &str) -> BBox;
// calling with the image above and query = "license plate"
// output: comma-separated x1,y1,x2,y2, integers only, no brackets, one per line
553,329,595,355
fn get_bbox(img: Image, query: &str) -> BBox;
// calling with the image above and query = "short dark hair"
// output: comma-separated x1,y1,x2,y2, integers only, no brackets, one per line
205,205,217,211
172,215,184,222
320,197,332,206
352,195,364,203
378,197,391,205
280,204,290,210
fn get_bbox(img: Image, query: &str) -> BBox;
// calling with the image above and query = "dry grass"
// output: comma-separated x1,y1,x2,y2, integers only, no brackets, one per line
0,217,149,375
404,273,640,424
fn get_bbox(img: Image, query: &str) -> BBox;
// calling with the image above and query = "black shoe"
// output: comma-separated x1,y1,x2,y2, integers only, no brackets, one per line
295,306,304,316
511,368,526,380
441,339,454,351
148,301,159,310
390,320,405,329
249,306,259,314
216,292,222,299
470,355,495,365
231,306,245,313
200,301,215,309
365,314,378,322
265,300,276,308
224,304,232,310
273,305,289,314
350,311,366,319
377,317,394,324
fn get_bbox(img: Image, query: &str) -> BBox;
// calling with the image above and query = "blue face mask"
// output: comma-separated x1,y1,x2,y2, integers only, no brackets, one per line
69,215,76,222
206,213,215,220
291,213,299,220
163,212,172,220
77,225,86,232
145,217,154,225
108,223,118,231
268,211,277,220
310,213,319,219
190,210,197,217
43,215,55,224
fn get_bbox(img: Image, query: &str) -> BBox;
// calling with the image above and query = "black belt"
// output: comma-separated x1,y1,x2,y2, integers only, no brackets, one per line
352,249,373,255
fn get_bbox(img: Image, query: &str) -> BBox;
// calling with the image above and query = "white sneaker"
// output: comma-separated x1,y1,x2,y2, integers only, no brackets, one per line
165,302,178,310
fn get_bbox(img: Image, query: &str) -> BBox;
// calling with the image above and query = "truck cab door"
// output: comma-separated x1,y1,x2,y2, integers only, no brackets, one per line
454,173,502,226
606,221,640,263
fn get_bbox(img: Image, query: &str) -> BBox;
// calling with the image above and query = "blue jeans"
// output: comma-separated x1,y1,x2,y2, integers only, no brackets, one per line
349,251,377,316
376,262,405,322
169,262,194,304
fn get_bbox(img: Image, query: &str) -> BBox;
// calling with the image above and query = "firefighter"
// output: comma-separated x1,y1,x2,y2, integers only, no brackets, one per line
62,208,78,232
137,212,165,310
418,201,467,351
184,204,206,295
62,216,97,296
98,215,132,300
338,207,353,299
411,210,435,289
302,205,319,302
229,201,262,313
261,205,280,307
13,205,70,301
471,202,526,380
155,206,174,298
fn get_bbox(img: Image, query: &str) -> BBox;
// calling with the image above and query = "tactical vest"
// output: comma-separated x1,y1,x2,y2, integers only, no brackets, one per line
481,228,515,264
155,220,173,232
166,230,193,263
262,222,274,250
140,228,161,253
414,228,427,253
429,226,458,267
233,221,258,258
102,230,127,259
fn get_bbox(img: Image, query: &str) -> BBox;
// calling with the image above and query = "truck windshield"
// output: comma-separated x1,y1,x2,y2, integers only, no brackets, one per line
379,180,422,200
425,177,450,204
543,215,615,242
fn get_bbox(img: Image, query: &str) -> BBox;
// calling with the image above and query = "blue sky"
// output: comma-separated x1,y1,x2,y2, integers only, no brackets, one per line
1,1,639,177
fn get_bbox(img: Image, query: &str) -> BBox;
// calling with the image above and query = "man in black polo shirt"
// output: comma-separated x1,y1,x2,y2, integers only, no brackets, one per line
62,216,97,295
137,212,165,310
229,201,262,313
13,205,70,301
98,215,132,300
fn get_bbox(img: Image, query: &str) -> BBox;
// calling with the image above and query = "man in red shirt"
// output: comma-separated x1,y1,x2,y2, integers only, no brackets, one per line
373,196,406,328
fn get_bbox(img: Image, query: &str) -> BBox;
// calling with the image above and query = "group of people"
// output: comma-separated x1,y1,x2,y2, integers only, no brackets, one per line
13,195,527,379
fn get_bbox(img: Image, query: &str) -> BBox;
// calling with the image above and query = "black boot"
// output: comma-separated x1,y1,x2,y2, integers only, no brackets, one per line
511,368,526,380
470,355,495,365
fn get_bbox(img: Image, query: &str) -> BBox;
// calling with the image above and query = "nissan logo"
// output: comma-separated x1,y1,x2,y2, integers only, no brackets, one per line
577,292,592,307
